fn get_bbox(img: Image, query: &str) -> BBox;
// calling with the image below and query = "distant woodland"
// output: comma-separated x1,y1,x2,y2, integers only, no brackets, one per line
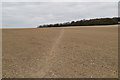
37,17,119,28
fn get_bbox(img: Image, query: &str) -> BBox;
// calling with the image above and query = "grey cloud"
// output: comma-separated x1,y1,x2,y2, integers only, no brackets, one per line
2,0,119,2
2,2,118,28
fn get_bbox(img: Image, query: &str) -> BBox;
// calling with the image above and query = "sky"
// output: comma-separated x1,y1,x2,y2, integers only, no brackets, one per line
1,1,119,28
1,0,119,2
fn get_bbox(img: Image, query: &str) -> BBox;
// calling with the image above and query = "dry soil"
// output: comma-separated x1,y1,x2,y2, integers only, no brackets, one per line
2,25,118,78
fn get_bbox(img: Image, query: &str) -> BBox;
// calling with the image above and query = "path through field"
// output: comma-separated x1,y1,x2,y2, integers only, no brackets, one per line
34,29,65,77
2,25,118,78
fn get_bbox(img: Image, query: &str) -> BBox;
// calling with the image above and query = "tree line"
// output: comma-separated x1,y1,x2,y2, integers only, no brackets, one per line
37,17,119,28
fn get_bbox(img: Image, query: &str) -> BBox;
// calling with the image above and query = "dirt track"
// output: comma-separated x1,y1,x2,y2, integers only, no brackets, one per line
2,25,118,78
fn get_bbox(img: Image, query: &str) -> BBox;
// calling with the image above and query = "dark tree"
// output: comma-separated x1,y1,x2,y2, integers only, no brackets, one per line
37,17,119,28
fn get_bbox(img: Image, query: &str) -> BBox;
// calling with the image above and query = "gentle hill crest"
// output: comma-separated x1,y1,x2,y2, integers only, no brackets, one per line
38,17,119,28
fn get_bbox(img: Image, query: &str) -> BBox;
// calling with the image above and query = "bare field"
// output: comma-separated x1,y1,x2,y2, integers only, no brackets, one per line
2,25,118,78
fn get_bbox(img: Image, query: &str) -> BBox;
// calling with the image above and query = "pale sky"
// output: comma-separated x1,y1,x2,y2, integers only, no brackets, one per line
1,1,119,28
1,0,119,2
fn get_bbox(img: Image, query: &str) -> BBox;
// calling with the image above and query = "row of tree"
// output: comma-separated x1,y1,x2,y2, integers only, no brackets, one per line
37,17,119,28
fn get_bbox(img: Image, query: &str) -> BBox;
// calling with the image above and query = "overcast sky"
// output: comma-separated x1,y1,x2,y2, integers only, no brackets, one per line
1,0,119,2
2,2,118,28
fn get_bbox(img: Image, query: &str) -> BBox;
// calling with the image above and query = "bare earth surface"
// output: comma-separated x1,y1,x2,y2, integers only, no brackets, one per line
2,25,118,78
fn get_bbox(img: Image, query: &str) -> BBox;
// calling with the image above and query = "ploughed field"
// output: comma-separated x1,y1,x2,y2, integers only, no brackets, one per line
2,25,118,78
